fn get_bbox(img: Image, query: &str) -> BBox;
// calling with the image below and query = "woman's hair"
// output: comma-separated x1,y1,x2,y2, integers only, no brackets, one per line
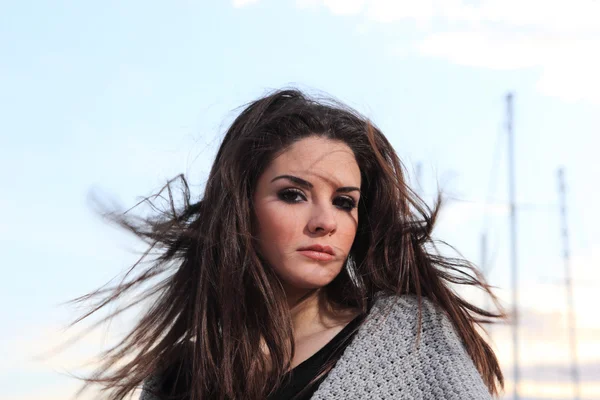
69,89,504,400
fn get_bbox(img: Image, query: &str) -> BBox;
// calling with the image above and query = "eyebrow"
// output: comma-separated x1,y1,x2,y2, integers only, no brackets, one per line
270,175,360,194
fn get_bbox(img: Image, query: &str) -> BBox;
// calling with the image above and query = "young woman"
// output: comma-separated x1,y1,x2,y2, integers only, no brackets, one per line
73,89,504,399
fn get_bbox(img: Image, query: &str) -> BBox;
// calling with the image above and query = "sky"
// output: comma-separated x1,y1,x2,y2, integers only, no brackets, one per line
1,0,599,399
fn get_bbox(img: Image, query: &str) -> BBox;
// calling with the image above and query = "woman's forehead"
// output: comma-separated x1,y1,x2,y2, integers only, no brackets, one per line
266,137,361,187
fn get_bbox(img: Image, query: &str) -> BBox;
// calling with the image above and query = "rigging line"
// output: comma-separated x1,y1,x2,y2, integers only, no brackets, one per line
483,122,506,235
433,194,558,210
481,109,508,282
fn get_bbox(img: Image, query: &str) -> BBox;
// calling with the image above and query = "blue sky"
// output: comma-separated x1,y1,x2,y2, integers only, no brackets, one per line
1,1,599,399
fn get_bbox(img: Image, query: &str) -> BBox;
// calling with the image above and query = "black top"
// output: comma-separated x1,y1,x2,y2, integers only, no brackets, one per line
268,314,363,400
157,315,363,400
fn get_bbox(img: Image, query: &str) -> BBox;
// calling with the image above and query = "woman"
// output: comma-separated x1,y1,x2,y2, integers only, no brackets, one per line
72,89,504,399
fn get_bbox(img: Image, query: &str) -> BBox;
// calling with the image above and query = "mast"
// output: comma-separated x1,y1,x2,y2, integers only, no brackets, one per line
557,167,580,400
506,92,520,399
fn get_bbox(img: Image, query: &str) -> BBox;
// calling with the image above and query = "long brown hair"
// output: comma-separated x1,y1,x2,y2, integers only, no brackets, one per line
68,89,504,399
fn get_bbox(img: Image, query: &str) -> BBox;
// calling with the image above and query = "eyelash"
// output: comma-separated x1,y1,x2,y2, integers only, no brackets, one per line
277,188,357,211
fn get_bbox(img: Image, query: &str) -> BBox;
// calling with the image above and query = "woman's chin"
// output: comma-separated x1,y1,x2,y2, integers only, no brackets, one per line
284,270,340,290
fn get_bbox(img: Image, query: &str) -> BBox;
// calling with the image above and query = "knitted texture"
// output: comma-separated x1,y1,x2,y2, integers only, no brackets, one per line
140,294,492,399
309,294,491,399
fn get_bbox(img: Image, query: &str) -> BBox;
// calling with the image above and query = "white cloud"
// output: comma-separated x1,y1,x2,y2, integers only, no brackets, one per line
438,198,509,226
1,320,143,400
417,31,545,70
418,31,600,103
483,248,600,324
295,0,319,9
470,0,600,32
481,249,600,398
323,0,366,15
7,384,105,400
303,0,600,104
310,0,600,30
366,0,436,25
232,0,261,8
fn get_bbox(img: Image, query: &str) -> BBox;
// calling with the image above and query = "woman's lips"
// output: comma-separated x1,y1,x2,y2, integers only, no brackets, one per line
297,250,335,261
297,245,335,261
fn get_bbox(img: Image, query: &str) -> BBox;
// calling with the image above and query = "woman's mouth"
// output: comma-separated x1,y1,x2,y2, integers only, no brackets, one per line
297,245,335,261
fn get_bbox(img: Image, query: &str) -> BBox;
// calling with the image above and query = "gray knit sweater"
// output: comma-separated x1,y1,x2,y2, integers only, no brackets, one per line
140,294,492,399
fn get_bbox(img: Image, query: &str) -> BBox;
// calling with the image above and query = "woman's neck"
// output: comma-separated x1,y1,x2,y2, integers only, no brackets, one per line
258,286,360,373
288,290,321,336
287,288,358,339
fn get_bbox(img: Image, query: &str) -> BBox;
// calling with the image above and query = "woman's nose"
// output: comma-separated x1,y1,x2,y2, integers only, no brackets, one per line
307,205,337,236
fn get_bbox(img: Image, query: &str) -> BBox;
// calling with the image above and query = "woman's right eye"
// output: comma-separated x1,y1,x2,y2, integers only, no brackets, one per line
277,188,307,203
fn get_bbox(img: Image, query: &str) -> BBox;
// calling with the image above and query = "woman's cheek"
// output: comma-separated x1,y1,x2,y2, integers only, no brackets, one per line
262,204,302,252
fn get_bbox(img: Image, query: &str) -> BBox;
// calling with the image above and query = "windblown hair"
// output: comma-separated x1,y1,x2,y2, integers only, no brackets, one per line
70,89,504,400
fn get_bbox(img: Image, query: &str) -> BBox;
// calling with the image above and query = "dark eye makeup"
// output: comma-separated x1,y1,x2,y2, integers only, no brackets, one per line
277,188,357,211
333,196,357,211
277,188,306,203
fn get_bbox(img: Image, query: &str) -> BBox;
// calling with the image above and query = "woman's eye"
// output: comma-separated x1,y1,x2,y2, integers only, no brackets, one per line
334,196,357,211
278,188,307,203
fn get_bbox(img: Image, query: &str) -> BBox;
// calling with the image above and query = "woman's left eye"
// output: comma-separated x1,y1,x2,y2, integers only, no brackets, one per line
333,196,357,211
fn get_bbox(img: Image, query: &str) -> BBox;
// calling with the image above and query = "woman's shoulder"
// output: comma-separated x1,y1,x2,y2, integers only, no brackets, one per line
366,293,478,359
308,293,492,399
367,292,454,334
368,293,473,356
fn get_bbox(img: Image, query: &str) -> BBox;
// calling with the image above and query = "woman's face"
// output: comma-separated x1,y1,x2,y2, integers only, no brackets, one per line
253,136,361,296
